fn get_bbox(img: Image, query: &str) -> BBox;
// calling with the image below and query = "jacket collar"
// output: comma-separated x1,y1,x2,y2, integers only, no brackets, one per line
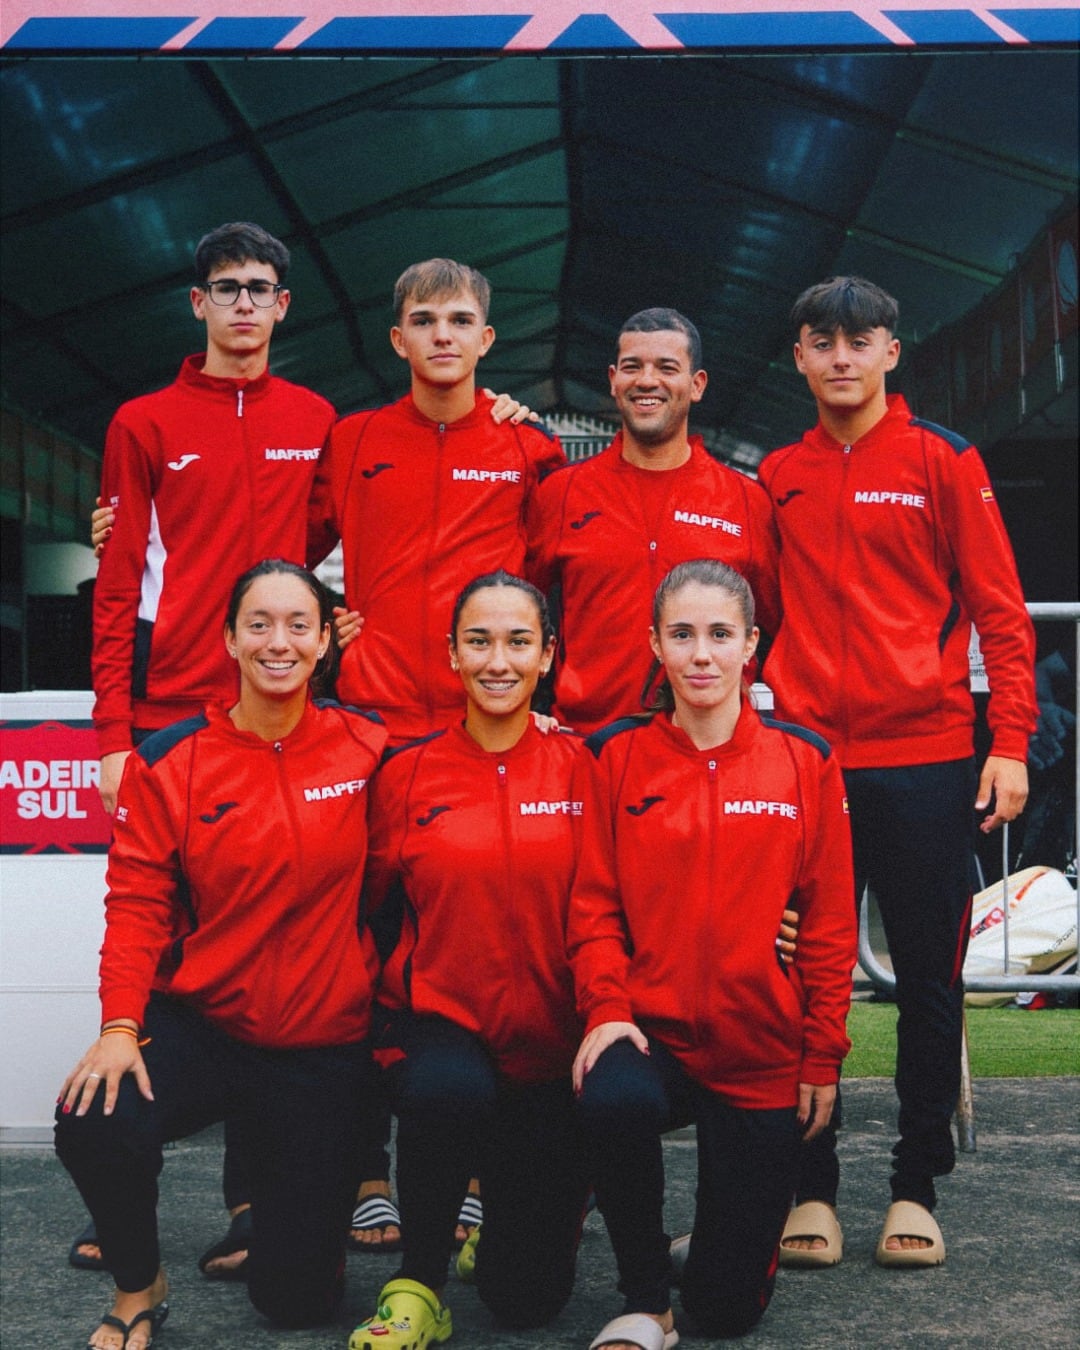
177,353,274,401
650,696,761,760
804,392,912,454
398,389,491,430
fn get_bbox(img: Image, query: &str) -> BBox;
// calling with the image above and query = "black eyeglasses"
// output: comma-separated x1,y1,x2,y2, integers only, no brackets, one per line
202,280,282,308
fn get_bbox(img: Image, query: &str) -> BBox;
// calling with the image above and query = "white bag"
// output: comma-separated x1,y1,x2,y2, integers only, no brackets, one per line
964,866,1078,1007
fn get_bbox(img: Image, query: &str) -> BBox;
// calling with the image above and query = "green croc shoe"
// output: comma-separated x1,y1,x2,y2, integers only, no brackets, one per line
455,1226,480,1283
349,1278,453,1350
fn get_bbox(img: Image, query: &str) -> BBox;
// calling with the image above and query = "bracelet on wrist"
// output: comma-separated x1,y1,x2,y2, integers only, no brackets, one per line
100,1026,152,1047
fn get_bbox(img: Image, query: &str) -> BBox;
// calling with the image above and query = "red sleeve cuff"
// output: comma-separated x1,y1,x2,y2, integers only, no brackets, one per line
96,721,135,758
585,1000,634,1033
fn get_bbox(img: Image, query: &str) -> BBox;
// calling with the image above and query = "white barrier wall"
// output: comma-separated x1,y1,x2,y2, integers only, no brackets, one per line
0,691,108,1141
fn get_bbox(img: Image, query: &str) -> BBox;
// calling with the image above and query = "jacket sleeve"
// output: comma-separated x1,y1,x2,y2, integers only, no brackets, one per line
362,753,411,918
938,443,1037,762
91,410,157,757
566,739,636,1030
524,467,564,594
305,420,343,569
98,749,185,1026
791,747,856,1085
361,752,417,1001
529,425,568,482
743,476,782,641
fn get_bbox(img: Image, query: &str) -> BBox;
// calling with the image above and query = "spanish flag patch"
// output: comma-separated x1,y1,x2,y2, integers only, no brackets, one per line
980,486,995,503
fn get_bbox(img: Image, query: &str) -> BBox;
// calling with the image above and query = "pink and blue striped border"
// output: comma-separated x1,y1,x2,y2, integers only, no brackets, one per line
2,3,1077,52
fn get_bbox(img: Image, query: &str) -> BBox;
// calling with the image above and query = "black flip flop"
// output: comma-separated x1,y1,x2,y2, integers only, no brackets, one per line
69,1220,106,1272
86,1299,169,1348
197,1209,252,1281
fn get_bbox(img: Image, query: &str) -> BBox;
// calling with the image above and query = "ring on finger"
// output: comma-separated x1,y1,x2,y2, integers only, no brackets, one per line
87,1072,102,1079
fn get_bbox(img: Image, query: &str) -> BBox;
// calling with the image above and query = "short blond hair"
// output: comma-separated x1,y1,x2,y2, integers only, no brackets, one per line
393,259,491,323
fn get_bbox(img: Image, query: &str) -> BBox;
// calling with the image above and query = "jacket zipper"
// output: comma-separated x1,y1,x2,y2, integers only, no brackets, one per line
496,760,523,1046
423,424,446,728
838,446,853,750
700,756,718,1048
241,385,257,581
272,738,303,1037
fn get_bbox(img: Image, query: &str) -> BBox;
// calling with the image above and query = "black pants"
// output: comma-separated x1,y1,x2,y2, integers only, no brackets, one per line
795,757,977,1212
384,1014,590,1327
220,1085,392,1211
55,994,372,1328
577,1037,799,1339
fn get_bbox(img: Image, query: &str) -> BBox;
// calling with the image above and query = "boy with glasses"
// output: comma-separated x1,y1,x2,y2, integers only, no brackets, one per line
92,221,334,814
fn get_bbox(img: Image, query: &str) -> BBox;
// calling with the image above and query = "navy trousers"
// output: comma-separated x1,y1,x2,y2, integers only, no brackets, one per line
795,756,977,1211
55,993,372,1328
384,1013,590,1327
577,1036,799,1338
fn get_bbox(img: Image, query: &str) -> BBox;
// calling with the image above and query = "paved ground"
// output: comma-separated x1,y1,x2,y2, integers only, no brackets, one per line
2,1075,1077,1349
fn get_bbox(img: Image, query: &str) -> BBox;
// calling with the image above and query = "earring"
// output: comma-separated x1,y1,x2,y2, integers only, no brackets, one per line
229,649,237,658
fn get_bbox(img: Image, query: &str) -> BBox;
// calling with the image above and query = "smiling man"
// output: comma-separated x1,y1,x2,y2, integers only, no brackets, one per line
526,307,779,733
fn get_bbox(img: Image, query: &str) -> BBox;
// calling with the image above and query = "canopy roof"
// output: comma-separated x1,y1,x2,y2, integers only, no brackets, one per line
2,47,1077,462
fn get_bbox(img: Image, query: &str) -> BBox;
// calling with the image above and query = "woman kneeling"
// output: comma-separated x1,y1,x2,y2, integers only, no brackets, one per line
569,560,856,1348
57,561,387,1347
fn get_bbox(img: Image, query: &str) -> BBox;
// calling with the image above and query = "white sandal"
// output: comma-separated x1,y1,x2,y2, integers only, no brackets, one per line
589,1312,679,1350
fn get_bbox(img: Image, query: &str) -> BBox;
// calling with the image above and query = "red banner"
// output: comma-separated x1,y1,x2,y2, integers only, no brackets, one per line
0,721,111,853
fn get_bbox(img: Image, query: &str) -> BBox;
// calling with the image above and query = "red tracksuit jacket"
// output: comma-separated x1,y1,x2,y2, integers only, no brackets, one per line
100,699,387,1048
308,393,565,740
567,703,855,1108
526,434,779,733
365,720,583,1082
93,355,335,755
757,395,1037,768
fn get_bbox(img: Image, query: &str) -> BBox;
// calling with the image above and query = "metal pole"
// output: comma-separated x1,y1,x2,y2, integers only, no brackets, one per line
957,1010,977,1152
1001,822,1010,974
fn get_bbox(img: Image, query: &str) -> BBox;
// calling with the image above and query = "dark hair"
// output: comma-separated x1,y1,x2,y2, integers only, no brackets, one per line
790,276,898,339
194,222,290,286
394,258,492,324
224,559,337,693
617,308,703,372
450,570,555,648
646,559,756,713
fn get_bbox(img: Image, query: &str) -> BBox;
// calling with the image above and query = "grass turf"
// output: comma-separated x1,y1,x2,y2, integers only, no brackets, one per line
845,1002,1079,1078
